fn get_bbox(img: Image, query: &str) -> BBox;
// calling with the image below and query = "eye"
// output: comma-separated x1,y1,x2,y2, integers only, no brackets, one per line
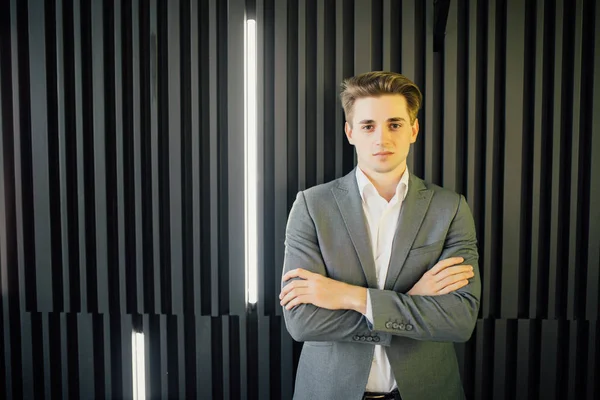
390,123,402,130
361,125,374,132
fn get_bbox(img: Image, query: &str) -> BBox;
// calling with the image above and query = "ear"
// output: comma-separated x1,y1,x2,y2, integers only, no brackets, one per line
410,118,420,144
344,122,355,145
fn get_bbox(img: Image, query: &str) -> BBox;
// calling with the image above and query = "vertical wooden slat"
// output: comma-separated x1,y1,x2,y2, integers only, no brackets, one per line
548,0,564,320
77,313,95,398
529,0,546,319
45,0,66,314
297,0,306,192
586,0,600,325
189,0,203,317
149,0,162,315
226,0,246,316
179,0,194,317
483,0,500,319
123,0,141,315
207,0,219,317
167,0,183,316
501,0,525,319
196,316,212,398
354,0,373,74
215,0,229,316
567,0,584,321
20,313,33,399
90,0,108,314
113,0,129,317
138,0,154,314
515,320,532,400
272,0,288,318
316,0,325,186
103,0,122,317
0,0,19,397
13,0,35,316
156,0,171,315
442,0,458,192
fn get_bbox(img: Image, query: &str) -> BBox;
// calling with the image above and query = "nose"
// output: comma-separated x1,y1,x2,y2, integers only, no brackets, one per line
374,126,392,145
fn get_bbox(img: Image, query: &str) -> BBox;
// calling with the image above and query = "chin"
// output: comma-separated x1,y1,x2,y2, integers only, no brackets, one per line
371,165,399,174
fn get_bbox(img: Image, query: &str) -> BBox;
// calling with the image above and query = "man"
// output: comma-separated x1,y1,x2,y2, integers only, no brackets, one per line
279,71,480,400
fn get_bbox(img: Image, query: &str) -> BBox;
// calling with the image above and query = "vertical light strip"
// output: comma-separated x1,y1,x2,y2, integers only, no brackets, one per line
131,331,146,399
245,19,258,306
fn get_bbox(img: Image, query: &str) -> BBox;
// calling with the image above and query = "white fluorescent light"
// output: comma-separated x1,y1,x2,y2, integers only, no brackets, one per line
245,19,258,306
131,331,146,400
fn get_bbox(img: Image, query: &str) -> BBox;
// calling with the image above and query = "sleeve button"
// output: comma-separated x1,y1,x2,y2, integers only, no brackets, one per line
406,324,414,331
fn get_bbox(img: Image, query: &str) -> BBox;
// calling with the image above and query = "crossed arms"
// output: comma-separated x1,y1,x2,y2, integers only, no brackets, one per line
280,191,481,346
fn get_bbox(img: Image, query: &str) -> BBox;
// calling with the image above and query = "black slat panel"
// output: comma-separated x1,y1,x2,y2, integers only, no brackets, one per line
0,0,597,398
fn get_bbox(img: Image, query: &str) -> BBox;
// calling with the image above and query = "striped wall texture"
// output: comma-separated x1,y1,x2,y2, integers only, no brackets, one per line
0,0,598,399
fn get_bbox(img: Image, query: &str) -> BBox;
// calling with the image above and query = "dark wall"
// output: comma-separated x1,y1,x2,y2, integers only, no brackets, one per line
0,0,598,399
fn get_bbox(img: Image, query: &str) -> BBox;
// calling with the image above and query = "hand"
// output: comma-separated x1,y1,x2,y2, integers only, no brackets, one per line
279,268,366,313
407,257,474,296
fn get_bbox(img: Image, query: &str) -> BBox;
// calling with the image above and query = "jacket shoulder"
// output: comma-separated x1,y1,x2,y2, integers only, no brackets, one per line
300,176,345,200
415,177,465,211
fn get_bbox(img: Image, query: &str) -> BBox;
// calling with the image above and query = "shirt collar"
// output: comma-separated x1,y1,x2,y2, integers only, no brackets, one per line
355,166,410,203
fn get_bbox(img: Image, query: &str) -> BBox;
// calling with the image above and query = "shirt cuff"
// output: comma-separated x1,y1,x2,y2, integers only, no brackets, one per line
364,289,374,324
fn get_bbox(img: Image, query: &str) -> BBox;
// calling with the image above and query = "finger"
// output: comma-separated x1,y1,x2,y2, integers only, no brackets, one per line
436,279,469,295
433,265,473,282
280,287,309,307
429,257,465,275
285,294,310,310
436,270,474,289
282,268,312,282
279,280,309,299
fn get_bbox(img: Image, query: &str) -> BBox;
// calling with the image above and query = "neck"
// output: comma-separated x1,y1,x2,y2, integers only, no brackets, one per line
359,164,407,202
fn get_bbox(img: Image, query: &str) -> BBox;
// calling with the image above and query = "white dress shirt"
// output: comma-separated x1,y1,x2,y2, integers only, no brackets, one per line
356,166,409,392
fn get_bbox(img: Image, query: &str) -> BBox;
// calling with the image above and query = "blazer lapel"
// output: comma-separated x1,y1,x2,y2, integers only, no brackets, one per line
384,174,433,290
331,170,378,289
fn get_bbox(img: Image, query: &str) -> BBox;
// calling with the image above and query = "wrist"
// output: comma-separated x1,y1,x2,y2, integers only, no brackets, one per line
344,284,367,314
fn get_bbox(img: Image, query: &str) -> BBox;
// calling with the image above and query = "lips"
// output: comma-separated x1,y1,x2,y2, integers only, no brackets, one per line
373,151,394,156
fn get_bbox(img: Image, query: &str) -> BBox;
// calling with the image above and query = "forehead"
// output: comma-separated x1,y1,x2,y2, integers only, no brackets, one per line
352,94,410,121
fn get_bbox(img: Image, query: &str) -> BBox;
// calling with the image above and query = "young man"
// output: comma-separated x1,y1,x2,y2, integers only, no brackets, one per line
279,71,480,400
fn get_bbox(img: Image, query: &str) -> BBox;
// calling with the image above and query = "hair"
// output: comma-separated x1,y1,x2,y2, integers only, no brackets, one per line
340,71,423,125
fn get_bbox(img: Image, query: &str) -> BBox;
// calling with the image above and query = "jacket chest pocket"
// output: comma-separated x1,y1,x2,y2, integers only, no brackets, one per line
407,239,444,257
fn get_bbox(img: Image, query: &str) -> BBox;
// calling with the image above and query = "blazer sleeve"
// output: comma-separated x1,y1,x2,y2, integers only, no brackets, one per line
281,191,392,346
368,194,481,342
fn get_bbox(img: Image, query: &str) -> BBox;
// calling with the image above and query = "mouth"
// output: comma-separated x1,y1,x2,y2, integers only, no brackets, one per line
373,151,394,156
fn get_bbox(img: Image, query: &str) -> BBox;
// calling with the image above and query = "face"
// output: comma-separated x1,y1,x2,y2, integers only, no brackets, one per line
344,94,419,177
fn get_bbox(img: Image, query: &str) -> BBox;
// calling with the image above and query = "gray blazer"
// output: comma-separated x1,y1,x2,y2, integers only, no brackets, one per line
282,169,481,400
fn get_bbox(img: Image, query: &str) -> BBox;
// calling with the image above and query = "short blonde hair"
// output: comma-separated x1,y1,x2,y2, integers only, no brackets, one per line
340,71,423,125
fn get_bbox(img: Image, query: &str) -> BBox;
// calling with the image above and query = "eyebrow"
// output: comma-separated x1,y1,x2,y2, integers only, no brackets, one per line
357,117,407,124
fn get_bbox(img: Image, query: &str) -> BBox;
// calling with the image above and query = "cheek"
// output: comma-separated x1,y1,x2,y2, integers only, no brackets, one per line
396,132,413,145
354,137,369,149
